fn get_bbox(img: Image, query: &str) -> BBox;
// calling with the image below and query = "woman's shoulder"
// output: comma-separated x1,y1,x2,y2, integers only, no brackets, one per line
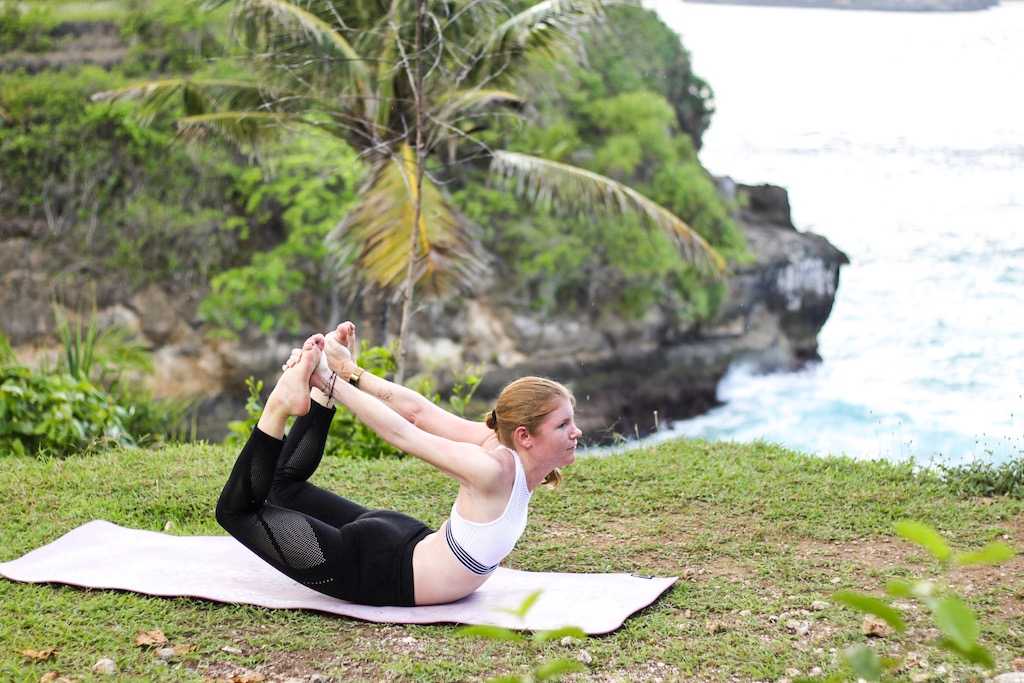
474,440,517,493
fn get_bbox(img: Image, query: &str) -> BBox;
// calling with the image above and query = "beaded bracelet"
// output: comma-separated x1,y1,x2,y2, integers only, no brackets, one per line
326,371,338,409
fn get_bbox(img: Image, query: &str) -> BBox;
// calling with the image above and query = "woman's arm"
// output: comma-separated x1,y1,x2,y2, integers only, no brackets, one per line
332,322,492,446
325,375,499,488
358,372,493,446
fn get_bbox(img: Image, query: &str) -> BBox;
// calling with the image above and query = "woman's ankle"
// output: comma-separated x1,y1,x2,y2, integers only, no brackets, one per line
257,402,291,439
310,387,332,408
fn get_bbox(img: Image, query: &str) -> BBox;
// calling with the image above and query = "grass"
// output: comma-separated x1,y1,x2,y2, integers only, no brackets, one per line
2,439,1022,681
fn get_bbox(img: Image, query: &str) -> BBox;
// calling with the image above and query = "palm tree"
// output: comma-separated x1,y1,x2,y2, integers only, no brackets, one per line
95,0,725,380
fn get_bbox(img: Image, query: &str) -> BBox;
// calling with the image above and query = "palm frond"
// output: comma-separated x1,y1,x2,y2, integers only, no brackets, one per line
481,0,605,68
232,0,373,101
328,145,485,296
176,111,304,147
366,7,400,136
491,150,726,273
434,88,523,121
92,78,257,101
91,78,280,125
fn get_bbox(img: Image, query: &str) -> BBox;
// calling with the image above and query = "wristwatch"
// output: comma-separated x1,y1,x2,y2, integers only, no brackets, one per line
348,364,365,387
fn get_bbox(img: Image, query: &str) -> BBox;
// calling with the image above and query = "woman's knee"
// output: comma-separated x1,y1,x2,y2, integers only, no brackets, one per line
268,477,302,507
214,480,249,532
214,493,237,532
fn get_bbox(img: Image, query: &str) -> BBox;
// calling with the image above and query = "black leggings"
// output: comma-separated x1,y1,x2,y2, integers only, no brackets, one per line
215,402,431,607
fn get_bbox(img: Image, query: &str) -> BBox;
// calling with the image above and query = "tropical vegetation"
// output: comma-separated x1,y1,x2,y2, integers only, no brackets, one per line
2,1,742,354
85,0,738,377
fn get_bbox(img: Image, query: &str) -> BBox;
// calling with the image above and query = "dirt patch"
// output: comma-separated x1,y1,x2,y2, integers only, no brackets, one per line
947,512,1024,620
187,622,393,683
792,513,1024,620
540,508,754,578
794,536,921,573
700,556,757,583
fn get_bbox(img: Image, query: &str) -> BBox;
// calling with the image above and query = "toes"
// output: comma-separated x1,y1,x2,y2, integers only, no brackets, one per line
304,333,325,350
295,340,320,372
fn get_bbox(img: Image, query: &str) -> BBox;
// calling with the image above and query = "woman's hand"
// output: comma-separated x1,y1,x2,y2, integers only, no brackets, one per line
336,321,358,360
324,329,355,377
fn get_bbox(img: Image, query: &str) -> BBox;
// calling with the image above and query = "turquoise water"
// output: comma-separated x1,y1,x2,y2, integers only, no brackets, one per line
644,1,1024,464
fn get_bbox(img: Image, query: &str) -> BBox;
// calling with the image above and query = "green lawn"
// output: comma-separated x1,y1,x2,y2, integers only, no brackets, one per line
2,440,1022,681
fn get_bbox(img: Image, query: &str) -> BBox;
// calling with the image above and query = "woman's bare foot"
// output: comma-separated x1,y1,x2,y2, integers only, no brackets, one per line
281,341,332,407
257,334,324,438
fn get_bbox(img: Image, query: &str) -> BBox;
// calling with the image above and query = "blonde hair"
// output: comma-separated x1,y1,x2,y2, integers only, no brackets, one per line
485,376,575,488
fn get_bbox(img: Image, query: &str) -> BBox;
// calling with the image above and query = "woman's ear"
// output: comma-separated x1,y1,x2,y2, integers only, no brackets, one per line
513,425,532,449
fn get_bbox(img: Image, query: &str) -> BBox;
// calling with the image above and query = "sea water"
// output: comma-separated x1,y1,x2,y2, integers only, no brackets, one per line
641,1,1024,465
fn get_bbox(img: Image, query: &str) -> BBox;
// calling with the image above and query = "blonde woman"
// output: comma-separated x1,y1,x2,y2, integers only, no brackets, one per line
215,323,582,606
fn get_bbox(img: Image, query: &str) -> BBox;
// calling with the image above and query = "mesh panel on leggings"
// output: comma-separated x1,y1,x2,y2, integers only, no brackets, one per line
257,507,328,569
238,514,280,565
218,426,345,596
278,423,327,483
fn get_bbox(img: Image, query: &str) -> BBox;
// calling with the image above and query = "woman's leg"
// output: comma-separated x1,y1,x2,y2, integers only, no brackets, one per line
214,336,358,597
269,399,368,528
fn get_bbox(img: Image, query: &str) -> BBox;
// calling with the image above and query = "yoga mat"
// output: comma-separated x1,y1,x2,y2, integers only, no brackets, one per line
0,521,676,634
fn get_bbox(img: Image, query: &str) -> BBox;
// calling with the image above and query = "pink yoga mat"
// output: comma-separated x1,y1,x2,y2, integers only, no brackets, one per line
0,521,676,634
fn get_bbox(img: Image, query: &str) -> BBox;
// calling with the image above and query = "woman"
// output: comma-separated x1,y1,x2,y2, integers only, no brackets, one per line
215,322,582,607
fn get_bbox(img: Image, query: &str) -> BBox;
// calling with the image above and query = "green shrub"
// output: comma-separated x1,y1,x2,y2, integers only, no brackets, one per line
119,0,227,76
0,67,259,289
0,315,196,455
458,12,746,323
0,0,55,53
199,134,363,335
0,366,133,457
938,458,1024,499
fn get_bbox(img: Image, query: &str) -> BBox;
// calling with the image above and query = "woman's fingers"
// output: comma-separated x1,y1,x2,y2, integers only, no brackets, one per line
336,321,357,358
323,331,353,372
282,348,302,371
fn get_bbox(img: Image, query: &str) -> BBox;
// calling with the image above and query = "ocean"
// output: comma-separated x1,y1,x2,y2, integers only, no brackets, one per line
643,0,1024,465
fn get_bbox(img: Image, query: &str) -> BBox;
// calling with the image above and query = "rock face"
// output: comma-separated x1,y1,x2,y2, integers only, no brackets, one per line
1,183,847,443
401,181,848,440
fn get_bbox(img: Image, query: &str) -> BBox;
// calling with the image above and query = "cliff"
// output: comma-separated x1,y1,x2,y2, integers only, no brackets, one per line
403,181,849,439
1,182,847,443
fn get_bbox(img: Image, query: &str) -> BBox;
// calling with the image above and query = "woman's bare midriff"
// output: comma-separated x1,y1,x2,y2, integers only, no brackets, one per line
411,526,492,605
410,439,519,605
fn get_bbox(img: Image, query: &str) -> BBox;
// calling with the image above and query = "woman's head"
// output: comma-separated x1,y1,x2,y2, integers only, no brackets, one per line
486,376,582,486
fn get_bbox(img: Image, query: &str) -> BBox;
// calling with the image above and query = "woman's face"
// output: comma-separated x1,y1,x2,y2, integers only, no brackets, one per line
529,397,582,466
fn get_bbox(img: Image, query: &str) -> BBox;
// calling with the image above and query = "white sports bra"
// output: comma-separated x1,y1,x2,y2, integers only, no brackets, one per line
444,447,532,575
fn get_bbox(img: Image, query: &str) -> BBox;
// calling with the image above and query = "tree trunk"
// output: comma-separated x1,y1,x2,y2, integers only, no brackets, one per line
395,0,427,384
